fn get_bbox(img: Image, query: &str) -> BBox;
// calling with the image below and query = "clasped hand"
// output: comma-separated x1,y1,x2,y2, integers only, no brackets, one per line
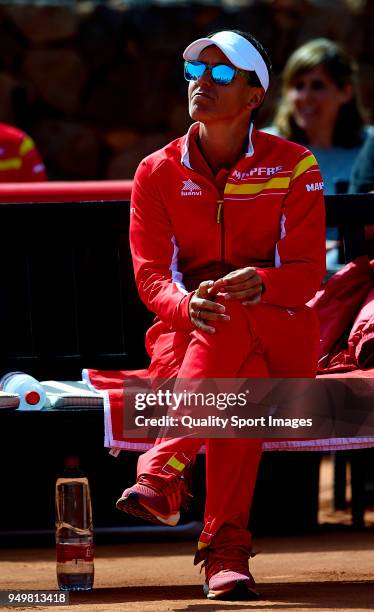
189,267,263,333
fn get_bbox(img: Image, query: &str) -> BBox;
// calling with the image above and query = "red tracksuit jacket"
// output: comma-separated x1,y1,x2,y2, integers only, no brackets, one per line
130,122,326,347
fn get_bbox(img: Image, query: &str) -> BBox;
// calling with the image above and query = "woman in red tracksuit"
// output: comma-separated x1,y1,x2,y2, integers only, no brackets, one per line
117,30,326,601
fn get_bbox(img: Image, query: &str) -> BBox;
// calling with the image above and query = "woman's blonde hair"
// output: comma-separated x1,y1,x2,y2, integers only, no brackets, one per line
273,38,367,147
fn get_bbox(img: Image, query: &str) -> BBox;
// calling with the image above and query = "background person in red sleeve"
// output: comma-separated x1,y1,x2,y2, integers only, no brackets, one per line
117,30,326,601
0,123,47,181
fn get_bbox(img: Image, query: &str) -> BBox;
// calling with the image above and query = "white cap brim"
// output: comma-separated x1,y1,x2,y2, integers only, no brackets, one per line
183,31,269,91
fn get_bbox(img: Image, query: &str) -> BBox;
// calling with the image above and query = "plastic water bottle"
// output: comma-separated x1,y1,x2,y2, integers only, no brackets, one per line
0,371,46,410
55,457,94,591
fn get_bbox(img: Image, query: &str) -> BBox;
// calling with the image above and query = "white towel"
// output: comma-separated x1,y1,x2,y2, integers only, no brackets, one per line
41,380,103,409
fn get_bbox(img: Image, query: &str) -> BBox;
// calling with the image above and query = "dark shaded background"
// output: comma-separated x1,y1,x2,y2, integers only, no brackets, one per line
0,0,373,180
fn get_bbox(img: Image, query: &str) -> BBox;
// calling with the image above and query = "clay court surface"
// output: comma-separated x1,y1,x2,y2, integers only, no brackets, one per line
0,458,373,612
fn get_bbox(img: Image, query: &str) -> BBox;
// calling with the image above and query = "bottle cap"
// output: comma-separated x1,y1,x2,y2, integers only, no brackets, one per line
25,390,41,405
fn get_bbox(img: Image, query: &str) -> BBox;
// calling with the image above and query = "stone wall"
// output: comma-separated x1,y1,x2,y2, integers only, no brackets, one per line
0,0,372,180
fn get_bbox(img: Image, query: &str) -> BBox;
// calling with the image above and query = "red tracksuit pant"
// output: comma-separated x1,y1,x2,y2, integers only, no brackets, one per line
137,298,319,552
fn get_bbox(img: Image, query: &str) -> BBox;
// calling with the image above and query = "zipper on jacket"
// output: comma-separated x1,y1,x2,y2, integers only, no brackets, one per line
216,199,223,223
216,199,225,264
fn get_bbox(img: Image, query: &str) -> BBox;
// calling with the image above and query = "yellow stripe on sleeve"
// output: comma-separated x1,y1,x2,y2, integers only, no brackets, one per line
167,456,186,472
19,137,35,157
0,158,22,171
224,176,290,195
291,153,318,181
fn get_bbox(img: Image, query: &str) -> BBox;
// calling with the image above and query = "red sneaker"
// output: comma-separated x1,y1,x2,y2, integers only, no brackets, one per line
116,474,191,527
202,544,259,600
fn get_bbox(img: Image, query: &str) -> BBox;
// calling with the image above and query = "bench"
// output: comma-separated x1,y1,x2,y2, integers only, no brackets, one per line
0,186,373,542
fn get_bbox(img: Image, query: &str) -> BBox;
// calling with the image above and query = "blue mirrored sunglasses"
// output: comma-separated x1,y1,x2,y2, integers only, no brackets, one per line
184,60,248,86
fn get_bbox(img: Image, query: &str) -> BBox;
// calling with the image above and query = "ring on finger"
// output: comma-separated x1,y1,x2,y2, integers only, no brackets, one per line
197,309,201,319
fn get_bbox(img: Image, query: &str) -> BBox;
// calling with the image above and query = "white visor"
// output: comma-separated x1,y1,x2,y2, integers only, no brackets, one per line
183,31,269,91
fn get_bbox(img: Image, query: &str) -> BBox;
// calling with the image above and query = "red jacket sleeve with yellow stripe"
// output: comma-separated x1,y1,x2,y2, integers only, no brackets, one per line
130,157,194,332
256,150,326,308
18,134,47,182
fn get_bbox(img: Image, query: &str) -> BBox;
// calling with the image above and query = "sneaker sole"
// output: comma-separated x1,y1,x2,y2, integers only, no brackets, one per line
116,493,180,527
203,580,260,601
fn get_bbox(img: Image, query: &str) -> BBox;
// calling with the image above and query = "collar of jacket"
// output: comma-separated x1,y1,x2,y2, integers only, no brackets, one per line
180,121,255,169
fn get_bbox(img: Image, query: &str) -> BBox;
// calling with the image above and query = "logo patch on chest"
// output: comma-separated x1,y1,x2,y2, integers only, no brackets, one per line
181,179,202,196
232,167,283,180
